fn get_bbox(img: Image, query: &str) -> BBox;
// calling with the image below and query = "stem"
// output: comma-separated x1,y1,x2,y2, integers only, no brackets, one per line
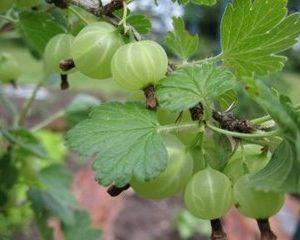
60,74,69,90
206,122,280,139
250,115,273,125
17,81,43,127
107,184,130,197
158,121,200,133
119,1,129,33
0,15,16,23
210,219,227,240
31,110,65,132
0,87,18,127
257,219,277,240
68,5,90,25
194,53,223,65
251,105,300,125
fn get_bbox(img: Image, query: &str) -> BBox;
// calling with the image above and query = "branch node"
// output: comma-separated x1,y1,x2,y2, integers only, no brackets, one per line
189,102,203,121
143,85,157,110
212,111,254,133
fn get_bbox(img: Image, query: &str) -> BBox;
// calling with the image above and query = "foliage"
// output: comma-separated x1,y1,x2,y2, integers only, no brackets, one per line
1,0,300,239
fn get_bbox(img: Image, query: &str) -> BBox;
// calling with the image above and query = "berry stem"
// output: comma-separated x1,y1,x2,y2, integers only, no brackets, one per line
210,219,227,240
107,184,130,197
257,219,277,240
60,75,69,90
143,85,157,110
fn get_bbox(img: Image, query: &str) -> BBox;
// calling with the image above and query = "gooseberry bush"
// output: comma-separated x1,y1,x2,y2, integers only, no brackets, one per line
1,0,300,239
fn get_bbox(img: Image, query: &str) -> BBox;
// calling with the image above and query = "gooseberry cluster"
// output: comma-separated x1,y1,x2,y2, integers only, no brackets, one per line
43,20,284,224
44,21,168,91
131,133,284,222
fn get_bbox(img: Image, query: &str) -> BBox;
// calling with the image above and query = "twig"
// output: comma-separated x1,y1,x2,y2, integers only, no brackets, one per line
31,110,65,132
18,81,43,126
49,0,124,17
0,87,18,127
212,110,254,133
206,122,279,139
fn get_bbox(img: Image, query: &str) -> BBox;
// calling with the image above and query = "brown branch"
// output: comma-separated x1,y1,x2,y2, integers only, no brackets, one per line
48,0,123,17
257,219,277,240
212,110,254,133
210,219,227,240
46,0,68,8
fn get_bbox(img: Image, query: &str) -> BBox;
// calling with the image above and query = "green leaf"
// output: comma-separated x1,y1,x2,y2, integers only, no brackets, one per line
202,133,232,170
67,102,168,187
65,94,101,127
62,211,102,240
28,165,77,224
127,15,151,34
249,139,300,193
215,90,237,112
30,207,53,240
191,0,217,6
165,17,199,60
247,79,298,133
246,80,300,192
156,63,236,112
18,11,67,54
0,128,48,158
221,0,300,76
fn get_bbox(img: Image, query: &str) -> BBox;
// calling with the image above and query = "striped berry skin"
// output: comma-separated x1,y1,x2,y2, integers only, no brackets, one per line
111,40,168,90
71,22,124,79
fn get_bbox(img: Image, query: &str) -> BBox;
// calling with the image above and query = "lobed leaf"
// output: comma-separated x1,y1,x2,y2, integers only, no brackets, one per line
246,80,300,192
156,63,236,112
28,165,77,224
127,15,152,34
249,138,300,193
0,128,48,158
165,17,199,60
221,0,300,76
66,102,168,187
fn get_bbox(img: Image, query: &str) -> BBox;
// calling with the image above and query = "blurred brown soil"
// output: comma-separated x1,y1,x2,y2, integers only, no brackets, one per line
68,168,298,240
